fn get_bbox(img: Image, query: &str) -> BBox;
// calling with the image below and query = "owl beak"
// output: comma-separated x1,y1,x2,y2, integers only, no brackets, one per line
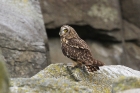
59,27,64,36
59,31,62,36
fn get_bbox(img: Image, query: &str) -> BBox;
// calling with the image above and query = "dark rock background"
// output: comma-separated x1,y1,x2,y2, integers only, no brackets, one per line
40,0,140,70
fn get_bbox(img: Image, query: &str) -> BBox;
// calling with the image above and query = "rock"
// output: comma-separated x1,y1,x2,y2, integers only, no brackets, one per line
123,20,140,41
122,42,140,70
10,63,140,93
40,0,121,30
91,41,140,71
41,0,140,42
113,77,140,93
0,51,9,93
117,88,140,93
104,20,140,41
0,0,50,77
120,0,140,28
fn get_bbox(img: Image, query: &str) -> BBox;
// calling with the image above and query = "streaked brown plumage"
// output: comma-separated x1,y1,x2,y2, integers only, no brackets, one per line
59,25,104,72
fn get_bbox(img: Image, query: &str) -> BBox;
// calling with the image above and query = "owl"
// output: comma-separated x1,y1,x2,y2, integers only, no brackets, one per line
59,25,104,72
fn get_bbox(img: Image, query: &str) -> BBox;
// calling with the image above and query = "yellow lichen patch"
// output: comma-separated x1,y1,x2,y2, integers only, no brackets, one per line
92,85,111,93
23,0,28,3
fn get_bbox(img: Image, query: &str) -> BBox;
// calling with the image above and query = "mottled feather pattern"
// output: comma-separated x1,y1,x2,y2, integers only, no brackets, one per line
59,25,104,72
68,39,90,49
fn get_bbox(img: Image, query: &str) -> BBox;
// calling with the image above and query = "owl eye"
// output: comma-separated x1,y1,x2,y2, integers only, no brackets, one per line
63,29,68,33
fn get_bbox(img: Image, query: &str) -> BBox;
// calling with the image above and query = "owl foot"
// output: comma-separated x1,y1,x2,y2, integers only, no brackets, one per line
66,63,81,69
67,63,89,75
82,66,89,74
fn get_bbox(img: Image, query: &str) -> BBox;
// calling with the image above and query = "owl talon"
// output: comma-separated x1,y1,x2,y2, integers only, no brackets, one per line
66,65,73,70
68,65,89,74
66,63,78,70
81,66,89,74
66,66,80,82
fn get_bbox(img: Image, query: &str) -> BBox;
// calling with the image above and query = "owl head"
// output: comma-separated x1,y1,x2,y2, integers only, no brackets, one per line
59,25,80,39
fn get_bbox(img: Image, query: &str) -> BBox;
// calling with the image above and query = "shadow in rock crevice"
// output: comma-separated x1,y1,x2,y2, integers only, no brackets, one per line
46,25,120,43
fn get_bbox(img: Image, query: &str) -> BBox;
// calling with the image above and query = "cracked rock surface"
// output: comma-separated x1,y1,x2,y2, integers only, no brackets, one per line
0,0,50,78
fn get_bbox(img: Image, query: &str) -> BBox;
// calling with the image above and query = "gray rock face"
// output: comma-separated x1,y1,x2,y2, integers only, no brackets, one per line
41,0,121,30
123,20,140,41
0,0,50,77
120,0,140,42
40,0,140,42
118,88,140,93
10,63,140,93
121,0,140,28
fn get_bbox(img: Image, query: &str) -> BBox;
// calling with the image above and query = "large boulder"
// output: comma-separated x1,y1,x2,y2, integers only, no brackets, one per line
0,0,50,78
120,0,140,43
10,63,140,93
40,0,121,30
123,20,140,41
120,0,140,28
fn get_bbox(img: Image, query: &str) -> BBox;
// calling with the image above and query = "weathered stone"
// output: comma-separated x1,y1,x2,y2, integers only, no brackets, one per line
90,41,140,71
121,42,140,70
120,0,140,28
0,0,50,77
10,63,140,93
40,0,121,30
113,77,140,93
117,88,140,93
0,51,9,93
101,20,140,41
123,20,140,41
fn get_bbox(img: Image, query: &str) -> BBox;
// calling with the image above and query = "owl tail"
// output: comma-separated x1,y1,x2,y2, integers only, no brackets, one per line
85,65,99,72
85,59,104,72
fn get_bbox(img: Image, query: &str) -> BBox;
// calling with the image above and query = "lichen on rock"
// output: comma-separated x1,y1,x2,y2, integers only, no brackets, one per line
10,63,140,93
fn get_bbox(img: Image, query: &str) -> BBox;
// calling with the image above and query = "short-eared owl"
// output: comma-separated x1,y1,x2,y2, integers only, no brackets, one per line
59,25,104,72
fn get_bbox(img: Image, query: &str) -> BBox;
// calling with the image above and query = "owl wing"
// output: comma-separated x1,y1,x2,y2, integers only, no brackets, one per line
68,38,90,50
64,38,103,66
